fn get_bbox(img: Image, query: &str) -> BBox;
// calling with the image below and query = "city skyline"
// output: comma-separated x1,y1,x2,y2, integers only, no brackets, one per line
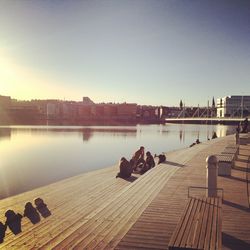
1,0,250,106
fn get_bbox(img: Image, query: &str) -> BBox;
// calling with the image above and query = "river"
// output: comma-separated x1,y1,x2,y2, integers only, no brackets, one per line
0,123,235,198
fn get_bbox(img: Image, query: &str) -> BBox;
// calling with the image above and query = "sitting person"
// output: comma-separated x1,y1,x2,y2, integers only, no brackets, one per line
158,154,166,164
190,139,201,147
23,202,41,224
5,210,22,235
0,222,7,243
140,151,155,174
211,132,218,139
196,138,201,144
155,154,166,164
34,198,51,218
116,157,133,179
241,118,249,133
132,146,145,171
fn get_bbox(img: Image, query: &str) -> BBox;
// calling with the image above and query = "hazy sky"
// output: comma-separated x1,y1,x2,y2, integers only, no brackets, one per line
0,0,249,106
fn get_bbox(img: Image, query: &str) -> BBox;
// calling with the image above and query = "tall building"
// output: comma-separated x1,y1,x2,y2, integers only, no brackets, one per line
216,95,250,117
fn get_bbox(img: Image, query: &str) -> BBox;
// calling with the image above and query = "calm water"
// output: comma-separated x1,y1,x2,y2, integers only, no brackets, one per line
0,124,235,198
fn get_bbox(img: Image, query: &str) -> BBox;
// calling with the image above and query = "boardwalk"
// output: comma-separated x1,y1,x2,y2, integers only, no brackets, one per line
117,134,250,250
0,134,249,249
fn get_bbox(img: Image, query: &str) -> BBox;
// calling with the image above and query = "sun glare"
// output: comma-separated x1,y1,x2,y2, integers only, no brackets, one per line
0,48,104,102
0,49,71,100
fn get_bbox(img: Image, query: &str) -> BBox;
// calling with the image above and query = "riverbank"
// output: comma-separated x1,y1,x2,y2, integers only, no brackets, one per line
0,133,249,249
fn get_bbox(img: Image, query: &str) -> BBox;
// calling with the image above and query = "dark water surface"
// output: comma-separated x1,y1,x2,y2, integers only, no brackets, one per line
0,124,235,198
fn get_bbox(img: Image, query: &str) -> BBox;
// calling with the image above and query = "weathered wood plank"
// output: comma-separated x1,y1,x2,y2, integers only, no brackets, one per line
186,198,203,248
209,198,218,250
204,197,215,250
192,197,206,249
168,198,194,248
179,198,200,248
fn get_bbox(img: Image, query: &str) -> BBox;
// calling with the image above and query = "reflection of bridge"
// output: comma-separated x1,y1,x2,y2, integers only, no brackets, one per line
165,117,245,125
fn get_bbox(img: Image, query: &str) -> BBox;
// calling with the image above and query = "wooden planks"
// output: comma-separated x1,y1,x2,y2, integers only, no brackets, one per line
117,134,249,250
50,165,178,249
0,157,179,249
168,197,222,250
0,166,130,248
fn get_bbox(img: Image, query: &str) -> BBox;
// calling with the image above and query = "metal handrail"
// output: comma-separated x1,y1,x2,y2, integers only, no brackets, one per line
188,186,224,199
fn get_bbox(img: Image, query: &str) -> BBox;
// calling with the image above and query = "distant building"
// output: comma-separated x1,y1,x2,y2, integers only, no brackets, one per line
217,95,250,117
117,103,137,117
0,95,11,108
0,95,11,124
47,102,60,118
137,105,160,121
0,94,164,124
82,97,94,105
8,100,41,124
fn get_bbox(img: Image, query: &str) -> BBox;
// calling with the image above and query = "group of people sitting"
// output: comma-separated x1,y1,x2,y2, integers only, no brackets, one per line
116,146,165,179
189,138,201,147
238,118,249,133
0,198,51,243
189,131,219,147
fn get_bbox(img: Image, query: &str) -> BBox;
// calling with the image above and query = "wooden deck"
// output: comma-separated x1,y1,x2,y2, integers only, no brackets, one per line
116,134,250,250
0,134,249,249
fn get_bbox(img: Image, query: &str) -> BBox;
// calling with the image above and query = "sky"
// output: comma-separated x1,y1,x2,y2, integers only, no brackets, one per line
0,0,250,106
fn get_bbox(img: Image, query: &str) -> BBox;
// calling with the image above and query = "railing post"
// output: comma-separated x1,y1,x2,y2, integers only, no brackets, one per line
235,131,240,145
206,155,218,197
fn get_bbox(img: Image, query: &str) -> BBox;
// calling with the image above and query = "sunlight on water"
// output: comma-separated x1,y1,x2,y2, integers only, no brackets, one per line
0,124,235,198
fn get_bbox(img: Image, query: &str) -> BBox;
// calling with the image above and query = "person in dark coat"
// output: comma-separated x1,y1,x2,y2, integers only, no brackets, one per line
23,202,41,224
116,157,133,179
0,222,7,243
132,146,145,171
141,151,155,174
34,198,51,218
212,132,218,139
5,210,22,235
157,154,166,164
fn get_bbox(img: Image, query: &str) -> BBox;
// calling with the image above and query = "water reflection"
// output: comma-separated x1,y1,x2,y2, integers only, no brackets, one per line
179,129,183,142
6,126,137,142
0,124,235,198
82,129,92,141
0,128,11,141
81,127,137,141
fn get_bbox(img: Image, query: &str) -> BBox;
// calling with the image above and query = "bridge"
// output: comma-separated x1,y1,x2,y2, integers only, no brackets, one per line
164,117,245,125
